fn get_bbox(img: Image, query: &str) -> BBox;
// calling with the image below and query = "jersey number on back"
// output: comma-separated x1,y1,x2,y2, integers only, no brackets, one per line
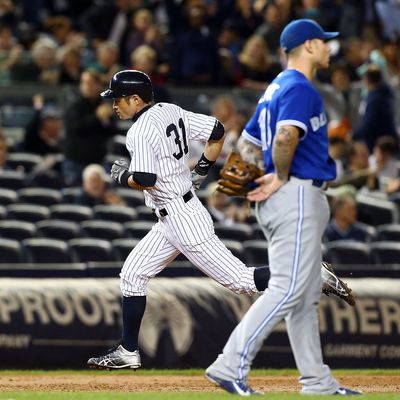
166,118,188,160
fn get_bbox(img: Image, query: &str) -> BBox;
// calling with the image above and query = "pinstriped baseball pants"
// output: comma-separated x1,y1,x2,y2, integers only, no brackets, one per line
120,194,257,297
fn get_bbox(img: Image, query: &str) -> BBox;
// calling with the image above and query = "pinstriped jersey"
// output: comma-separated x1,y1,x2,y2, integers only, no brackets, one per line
126,102,217,209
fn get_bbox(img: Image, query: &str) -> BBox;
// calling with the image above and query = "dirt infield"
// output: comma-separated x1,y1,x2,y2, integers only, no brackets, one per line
0,374,399,393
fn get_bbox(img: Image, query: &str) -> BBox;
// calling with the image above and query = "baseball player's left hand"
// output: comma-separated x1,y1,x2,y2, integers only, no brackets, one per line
111,159,130,184
191,170,207,190
247,173,286,202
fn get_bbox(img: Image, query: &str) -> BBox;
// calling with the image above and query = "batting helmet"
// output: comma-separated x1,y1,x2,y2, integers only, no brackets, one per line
101,70,153,102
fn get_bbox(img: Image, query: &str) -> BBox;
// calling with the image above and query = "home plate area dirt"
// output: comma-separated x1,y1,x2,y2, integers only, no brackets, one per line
0,374,399,393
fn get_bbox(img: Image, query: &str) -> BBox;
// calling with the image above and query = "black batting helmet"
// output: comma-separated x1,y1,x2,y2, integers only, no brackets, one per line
101,70,153,102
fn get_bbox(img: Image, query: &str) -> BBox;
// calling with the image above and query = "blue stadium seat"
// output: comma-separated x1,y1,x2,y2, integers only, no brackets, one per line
112,238,140,261
69,238,114,262
124,221,154,239
377,224,400,241
356,195,398,226
325,240,373,265
115,188,144,208
61,187,82,204
22,238,70,263
243,240,269,266
0,238,23,263
80,220,124,240
93,204,137,223
7,152,42,173
36,219,79,241
6,203,50,222
370,242,400,265
50,204,93,222
214,222,252,241
18,188,62,206
0,188,18,206
0,170,25,190
0,220,36,240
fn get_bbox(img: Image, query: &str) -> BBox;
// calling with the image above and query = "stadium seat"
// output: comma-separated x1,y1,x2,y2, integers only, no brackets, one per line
0,205,7,220
356,194,398,226
325,240,373,265
251,223,265,240
22,238,70,263
115,188,144,207
370,242,400,264
93,204,137,223
243,240,269,266
377,224,400,241
110,134,130,157
112,238,140,261
50,204,93,222
69,238,114,262
0,220,36,240
0,170,25,190
124,221,154,239
80,220,124,240
214,222,252,241
7,152,42,173
222,239,245,261
6,203,50,222
61,187,82,203
36,219,79,241
0,238,23,263
136,206,157,222
18,188,62,206
0,188,17,206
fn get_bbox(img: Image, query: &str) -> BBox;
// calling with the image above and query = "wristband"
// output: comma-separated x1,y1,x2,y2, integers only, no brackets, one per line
120,170,133,187
194,153,215,176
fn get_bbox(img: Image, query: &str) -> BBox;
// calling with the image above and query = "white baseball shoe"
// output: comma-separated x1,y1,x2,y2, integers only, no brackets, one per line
87,344,141,370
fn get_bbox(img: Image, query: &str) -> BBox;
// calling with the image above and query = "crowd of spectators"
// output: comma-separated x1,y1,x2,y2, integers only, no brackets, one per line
1,0,400,255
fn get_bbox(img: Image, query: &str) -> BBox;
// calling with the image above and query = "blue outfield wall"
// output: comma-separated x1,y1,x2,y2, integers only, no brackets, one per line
0,277,399,369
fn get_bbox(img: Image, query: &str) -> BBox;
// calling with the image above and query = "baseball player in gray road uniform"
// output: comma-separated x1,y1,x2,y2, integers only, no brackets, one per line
205,20,361,396
87,69,354,371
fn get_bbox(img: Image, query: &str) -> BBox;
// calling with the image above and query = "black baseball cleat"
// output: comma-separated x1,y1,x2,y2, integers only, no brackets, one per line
87,345,141,370
321,262,356,306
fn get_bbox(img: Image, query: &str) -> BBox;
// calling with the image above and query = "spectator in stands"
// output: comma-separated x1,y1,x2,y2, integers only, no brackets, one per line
42,16,73,46
130,45,170,103
328,136,346,180
237,35,282,90
75,164,125,207
330,141,378,191
0,132,9,169
381,39,400,89
169,2,220,85
88,41,122,85
255,1,285,57
342,38,365,82
324,194,371,243
0,22,23,84
123,8,165,66
369,135,399,192
80,0,133,61
352,65,398,152
11,37,59,84
20,94,62,156
62,69,115,186
58,44,82,84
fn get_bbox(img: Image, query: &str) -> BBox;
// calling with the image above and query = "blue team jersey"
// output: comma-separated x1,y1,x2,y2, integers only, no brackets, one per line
242,69,336,181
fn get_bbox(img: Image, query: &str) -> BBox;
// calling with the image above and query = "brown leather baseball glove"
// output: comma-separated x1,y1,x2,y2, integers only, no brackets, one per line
217,151,264,197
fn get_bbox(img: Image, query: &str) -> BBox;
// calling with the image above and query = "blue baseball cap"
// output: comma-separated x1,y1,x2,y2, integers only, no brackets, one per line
280,19,339,53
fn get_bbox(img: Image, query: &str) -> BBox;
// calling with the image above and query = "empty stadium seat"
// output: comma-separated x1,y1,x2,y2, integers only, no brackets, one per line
18,188,62,206
61,187,82,203
112,238,140,261
80,220,124,240
36,219,79,241
115,188,144,208
0,170,25,190
110,135,130,156
6,204,50,222
251,223,265,240
124,221,154,239
377,224,400,241
22,238,70,263
0,205,7,220
93,205,137,223
214,222,252,241
69,238,114,262
0,220,36,240
7,152,42,173
0,188,17,205
325,240,373,265
370,242,400,264
356,194,398,226
243,240,269,266
136,206,157,222
222,239,245,261
50,204,93,222
0,238,23,263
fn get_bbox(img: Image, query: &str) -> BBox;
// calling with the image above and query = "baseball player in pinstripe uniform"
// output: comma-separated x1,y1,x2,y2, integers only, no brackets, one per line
87,69,355,371
205,20,361,396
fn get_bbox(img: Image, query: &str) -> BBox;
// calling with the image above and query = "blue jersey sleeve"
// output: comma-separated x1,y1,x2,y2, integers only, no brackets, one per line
241,103,263,147
276,83,315,138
